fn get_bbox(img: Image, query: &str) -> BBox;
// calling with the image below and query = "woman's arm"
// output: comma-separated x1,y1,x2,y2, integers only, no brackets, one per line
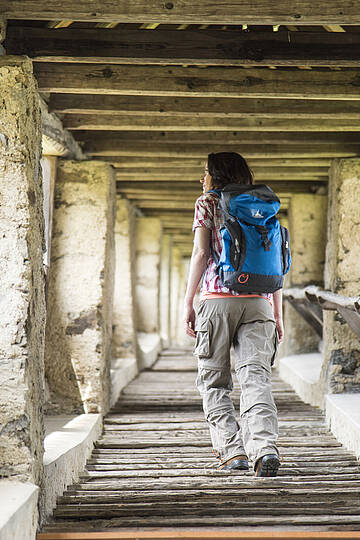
183,227,210,338
273,288,284,342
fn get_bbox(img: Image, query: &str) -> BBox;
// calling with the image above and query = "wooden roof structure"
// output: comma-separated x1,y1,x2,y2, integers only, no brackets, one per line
2,2,360,256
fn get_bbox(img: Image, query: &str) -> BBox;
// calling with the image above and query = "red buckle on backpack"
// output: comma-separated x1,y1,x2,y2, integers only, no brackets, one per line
238,273,249,284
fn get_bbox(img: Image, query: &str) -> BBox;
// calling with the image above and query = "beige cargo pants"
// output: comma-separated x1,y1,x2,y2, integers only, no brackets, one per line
193,297,279,468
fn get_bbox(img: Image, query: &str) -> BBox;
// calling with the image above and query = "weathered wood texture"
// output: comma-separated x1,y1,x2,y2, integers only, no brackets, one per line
85,142,360,158
33,64,360,99
76,132,360,144
64,115,360,132
41,350,360,535
7,27,360,67
48,95,360,119
3,1,360,25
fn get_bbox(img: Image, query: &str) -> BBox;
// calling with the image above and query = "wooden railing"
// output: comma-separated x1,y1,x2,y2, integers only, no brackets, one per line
283,286,360,339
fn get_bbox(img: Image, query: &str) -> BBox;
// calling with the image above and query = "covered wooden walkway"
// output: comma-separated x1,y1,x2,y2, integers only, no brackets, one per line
39,350,360,537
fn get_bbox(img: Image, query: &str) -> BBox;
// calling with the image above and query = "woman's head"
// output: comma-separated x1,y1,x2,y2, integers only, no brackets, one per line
206,152,253,189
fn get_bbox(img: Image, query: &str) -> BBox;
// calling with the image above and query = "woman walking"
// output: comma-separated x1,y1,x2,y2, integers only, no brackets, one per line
183,152,284,477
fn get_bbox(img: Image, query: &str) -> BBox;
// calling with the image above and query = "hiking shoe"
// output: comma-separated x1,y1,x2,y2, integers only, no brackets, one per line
217,455,249,471
255,454,280,477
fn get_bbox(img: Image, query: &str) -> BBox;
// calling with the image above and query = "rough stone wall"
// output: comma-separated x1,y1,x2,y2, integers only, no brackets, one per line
321,159,360,394
0,57,46,484
135,217,162,334
283,194,327,356
112,197,137,359
45,160,116,414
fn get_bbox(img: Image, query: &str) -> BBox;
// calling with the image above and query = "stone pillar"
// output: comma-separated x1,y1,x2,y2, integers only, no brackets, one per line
321,159,360,394
112,197,137,360
45,160,116,414
160,234,172,348
135,217,162,368
0,57,46,484
283,194,327,356
170,246,181,345
176,257,194,348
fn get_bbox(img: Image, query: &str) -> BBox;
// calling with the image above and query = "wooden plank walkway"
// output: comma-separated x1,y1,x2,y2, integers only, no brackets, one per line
39,350,360,538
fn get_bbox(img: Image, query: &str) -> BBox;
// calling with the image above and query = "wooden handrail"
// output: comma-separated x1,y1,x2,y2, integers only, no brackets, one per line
283,286,360,338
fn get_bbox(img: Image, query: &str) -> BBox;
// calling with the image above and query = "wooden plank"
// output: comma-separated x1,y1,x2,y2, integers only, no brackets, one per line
115,168,328,179
84,142,360,158
37,531,360,539
80,131,360,145
64,115,360,132
8,27,360,67
40,514,360,529
49,95,360,120
100,157,333,168
33,64,360,99
4,1,360,25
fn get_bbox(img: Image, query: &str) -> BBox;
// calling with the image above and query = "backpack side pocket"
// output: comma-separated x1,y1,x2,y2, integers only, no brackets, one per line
280,225,291,275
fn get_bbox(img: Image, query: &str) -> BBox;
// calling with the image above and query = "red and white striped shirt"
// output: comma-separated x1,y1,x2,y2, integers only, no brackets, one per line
192,192,271,301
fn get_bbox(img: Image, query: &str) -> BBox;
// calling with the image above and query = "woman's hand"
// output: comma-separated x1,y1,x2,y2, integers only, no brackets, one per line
275,316,284,342
183,302,196,338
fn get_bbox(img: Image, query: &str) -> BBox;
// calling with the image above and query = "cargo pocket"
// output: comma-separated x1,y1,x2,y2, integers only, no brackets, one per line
193,318,212,358
271,327,279,367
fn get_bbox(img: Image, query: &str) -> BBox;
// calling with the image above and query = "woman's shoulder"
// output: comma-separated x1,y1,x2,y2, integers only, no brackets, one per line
195,191,220,207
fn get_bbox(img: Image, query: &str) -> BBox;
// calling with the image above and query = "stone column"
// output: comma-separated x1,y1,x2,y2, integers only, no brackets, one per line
135,217,162,368
176,257,194,348
112,197,137,360
170,246,181,346
110,197,138,404
160,234,172,348
283,194,327,356
0,57,46,484
321,159,360,394
45,160,116,414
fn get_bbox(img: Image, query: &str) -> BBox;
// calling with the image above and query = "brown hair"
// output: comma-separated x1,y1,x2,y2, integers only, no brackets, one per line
207,152,254,188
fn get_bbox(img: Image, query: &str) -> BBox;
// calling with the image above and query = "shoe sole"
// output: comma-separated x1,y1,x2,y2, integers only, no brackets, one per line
256,456,280,477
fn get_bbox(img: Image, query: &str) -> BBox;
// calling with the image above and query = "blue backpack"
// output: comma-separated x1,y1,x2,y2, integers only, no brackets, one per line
209,184,291,293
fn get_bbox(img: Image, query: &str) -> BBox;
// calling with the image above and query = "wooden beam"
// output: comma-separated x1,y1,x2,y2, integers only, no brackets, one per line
114,167,328,180
33,64,360,100
98,157,332,168
7,26,360,67
116,181,324,194
130,198,290,209
3,1,360,25
64,115,360,132
49,95,360,120
79,132,360,146
85,142,360,158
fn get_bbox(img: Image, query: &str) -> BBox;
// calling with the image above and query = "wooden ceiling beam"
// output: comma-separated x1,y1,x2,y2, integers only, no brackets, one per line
34,64,360,100
85,142,360,158
64,114,360,132
131,199,290,209
116,181,324,194
98,157,332,168
79,131,360,146
3,1,360,25
115,167,329,179
7,26,360,67
49,95,360,120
